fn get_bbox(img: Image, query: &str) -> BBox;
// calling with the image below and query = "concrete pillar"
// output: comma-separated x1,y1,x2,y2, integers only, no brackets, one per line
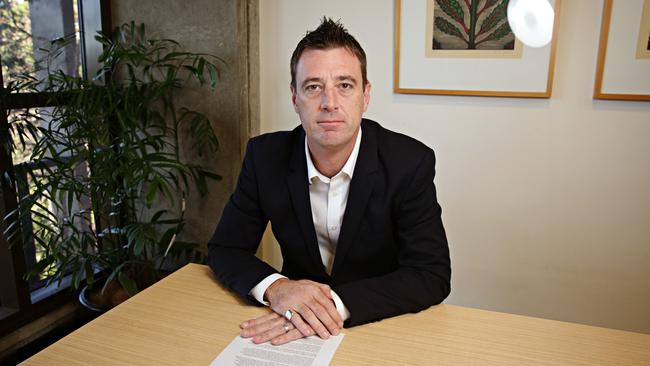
111,0,260,250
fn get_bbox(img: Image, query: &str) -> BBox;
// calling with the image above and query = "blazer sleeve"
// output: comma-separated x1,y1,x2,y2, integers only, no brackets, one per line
333,149,451,326
207,139,278,300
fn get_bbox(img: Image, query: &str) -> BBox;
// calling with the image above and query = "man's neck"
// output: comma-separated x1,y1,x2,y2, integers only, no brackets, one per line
307,130,359,178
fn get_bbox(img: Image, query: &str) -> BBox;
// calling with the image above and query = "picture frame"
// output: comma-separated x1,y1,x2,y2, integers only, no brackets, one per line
594,0,650,101
394,0,561,98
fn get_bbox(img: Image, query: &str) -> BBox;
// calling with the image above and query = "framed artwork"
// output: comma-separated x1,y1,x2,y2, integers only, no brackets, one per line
394,0,561,98
594,0,650,101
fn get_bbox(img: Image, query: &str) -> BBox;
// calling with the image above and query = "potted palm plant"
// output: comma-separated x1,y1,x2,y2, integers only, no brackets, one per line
3,22,223,310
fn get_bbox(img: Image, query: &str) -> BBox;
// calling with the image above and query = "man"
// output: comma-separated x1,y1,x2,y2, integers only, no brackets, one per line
208,18,450,346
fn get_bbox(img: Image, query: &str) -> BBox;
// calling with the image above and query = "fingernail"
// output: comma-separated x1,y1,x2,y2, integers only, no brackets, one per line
241,321,248,328
332,328,339,336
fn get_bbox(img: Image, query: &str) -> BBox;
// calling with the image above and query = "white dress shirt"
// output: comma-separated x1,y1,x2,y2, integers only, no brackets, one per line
249,129,362,321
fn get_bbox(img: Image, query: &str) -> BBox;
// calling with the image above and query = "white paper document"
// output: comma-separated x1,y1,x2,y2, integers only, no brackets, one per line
210,334,344,366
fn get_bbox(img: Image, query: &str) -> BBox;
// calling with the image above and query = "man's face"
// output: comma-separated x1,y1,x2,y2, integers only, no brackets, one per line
291,47,371,152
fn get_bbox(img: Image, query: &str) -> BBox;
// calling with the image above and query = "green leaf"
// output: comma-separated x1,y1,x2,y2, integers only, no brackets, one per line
199,169,222,181
151,209,167,223
186,111,218,155
145,177,159,207
74,258,85,289
139,23,146,45
158,226,177,252
196,57,206,81
67,190,74,217
158,178,175,203
118,272,138,296
436,0,465,25
126,224,145,254
85,261,94,288
191,169,208,196
479,21,512,44
206,62,218,89
133,237,144,256
479,0,508,35
162,52,192,61
435,16,466,41
102,266,123,295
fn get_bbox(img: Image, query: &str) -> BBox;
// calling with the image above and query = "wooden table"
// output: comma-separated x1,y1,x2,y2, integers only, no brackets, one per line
22,264,650,365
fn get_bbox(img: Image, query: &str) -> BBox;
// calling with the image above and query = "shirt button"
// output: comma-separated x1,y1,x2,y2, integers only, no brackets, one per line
329,226,337,230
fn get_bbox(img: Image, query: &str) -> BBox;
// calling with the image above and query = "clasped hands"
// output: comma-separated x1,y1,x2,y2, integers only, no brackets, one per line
239,278,343,345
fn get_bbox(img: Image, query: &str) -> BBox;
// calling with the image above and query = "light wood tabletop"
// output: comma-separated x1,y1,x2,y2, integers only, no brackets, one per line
22,263,650,365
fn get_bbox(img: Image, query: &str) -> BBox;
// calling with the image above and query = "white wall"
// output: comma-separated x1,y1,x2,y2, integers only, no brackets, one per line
259,0,650,334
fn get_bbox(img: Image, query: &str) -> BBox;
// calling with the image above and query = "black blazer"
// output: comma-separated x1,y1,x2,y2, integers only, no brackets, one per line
208,119,451,326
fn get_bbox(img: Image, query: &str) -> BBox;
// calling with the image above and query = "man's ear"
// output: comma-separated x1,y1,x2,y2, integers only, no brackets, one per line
362,82,372,112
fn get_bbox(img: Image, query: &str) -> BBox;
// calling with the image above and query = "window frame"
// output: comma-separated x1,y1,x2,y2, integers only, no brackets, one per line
0,0,112,338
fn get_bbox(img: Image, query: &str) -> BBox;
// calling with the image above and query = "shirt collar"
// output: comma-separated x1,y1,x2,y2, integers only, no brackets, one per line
305,128,362,184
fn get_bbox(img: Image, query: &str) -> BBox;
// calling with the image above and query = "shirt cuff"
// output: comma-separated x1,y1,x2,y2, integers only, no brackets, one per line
330,290,351,321
249,273,288,305
249,275,350,322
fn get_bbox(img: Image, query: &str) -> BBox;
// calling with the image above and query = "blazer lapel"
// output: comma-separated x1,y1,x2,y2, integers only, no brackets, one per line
331,120,378,277
287,129,325,274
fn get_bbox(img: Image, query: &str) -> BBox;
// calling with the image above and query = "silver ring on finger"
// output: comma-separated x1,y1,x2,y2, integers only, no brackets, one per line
284,309,294,321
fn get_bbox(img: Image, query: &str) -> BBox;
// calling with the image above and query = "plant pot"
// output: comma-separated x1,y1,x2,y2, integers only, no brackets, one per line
78,280,130,313
79,286,109,313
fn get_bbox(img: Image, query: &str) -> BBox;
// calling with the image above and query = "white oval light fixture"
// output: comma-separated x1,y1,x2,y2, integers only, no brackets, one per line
507,0,555,48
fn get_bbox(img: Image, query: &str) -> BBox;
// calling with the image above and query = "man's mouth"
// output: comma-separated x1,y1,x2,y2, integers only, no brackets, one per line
317,120,344,126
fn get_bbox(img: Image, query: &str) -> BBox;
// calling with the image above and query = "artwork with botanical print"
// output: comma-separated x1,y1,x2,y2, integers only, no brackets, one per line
432,0,515,50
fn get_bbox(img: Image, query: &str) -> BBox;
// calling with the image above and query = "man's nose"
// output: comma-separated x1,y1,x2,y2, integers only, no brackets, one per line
320,86,339,111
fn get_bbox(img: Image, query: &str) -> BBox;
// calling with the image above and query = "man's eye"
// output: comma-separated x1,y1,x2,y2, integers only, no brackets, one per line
305,84,321,91
340,83,353,89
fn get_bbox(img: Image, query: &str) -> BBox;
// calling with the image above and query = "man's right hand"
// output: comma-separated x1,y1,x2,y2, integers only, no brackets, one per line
265,278,343,339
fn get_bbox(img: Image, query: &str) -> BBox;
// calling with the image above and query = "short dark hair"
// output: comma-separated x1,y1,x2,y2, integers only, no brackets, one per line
290,17,368,89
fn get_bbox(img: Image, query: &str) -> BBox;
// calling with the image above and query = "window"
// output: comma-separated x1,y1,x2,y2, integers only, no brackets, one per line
0,0,111,337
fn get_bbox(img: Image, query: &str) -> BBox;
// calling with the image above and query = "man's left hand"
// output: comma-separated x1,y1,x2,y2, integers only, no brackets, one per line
240,312,309,345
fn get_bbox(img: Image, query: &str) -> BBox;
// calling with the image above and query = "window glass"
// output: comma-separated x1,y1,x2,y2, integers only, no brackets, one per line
1,0,87,296
1,0,81,88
